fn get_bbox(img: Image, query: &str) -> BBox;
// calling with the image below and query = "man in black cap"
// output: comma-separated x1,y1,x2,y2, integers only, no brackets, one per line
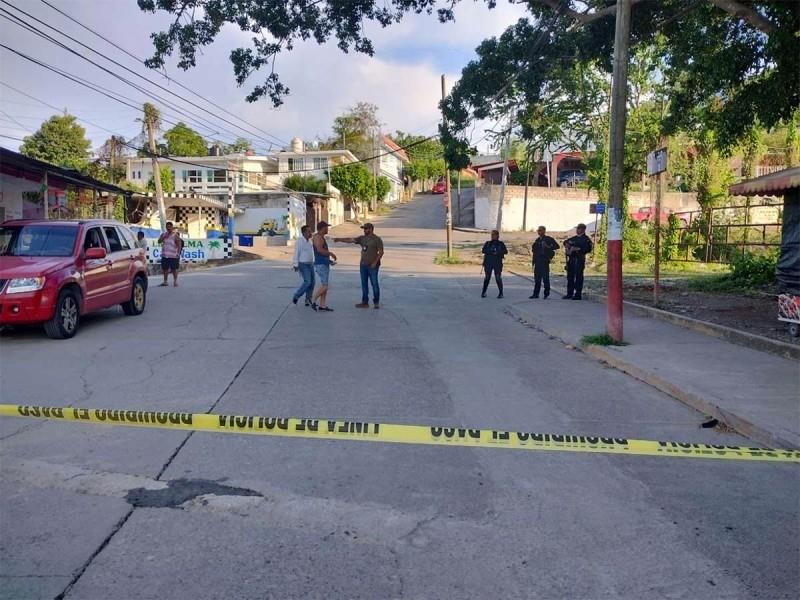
481,229,508,298
334,222,384,309
530,225,559,299
563,223,593,300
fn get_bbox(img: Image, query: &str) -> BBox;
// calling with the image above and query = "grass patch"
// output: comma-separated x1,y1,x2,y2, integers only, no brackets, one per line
434,250,466,265
581,333,629,346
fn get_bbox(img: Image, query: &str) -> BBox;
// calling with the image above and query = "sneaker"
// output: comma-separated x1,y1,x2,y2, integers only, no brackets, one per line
481,292,487,298
543,294,549,299
305,300,311,307
562,294,573,300
572,295,582,300
292,297,299,305
311,303,318,311
320,306,334,312
355,303,370,308
529,294,539,299
373,303,380,309
497,293,504,299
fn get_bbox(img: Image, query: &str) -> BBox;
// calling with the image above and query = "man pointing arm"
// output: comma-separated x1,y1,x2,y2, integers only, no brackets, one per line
335,223,384,309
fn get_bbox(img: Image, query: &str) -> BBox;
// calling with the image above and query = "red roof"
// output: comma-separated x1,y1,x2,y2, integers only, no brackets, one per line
729,167,800,196
383,136,410,163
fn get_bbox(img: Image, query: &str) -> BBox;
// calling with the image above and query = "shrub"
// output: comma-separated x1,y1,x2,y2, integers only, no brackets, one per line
729,252,777,287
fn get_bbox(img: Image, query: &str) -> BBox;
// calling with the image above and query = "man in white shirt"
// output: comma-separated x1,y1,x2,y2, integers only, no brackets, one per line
292,225,316,306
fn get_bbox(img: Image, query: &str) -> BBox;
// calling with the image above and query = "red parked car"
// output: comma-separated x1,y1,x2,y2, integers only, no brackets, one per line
0,219,148,339
432,179,446,194
630,206,672,225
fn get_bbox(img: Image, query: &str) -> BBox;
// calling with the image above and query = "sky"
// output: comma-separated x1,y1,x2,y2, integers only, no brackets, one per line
0,0,530,156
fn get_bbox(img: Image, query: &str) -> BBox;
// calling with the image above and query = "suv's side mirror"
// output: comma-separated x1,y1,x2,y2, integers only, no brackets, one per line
85,247,107,259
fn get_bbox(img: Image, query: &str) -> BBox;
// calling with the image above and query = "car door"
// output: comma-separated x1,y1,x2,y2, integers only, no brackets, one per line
81,226,114,311
102,225,134,303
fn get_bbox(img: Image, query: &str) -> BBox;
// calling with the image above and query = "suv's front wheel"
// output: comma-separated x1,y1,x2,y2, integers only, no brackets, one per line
121,276,147,316
44,289,80,339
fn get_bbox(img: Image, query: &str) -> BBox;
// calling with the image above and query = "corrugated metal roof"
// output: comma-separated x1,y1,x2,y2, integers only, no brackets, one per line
729,167,800,196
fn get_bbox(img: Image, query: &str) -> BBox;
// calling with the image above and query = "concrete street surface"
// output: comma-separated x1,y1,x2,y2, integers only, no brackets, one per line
1,194,798,599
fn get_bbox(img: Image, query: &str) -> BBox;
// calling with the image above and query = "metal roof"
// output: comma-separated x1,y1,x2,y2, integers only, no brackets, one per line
1,147,131,196
729,167,800,196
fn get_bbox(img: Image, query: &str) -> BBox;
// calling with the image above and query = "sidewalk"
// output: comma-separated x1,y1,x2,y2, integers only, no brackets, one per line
506,294,800,449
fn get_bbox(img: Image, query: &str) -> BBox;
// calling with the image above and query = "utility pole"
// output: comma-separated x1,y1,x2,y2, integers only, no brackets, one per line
372,128,378,213
495,114,511,232
606,0,632,342
442,74,453,258
522,146,531,232
144,105,167,232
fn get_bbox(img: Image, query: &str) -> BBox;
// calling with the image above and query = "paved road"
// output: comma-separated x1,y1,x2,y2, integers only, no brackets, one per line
1,195,797,599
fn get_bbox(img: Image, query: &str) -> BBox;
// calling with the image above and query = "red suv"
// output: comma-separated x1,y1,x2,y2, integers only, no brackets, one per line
0,219,148,339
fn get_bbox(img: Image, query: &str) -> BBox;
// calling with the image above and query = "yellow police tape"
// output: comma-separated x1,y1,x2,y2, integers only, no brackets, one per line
1,404,798,463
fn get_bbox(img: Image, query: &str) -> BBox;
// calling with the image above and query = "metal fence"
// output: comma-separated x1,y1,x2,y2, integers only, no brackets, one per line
673,199,783,263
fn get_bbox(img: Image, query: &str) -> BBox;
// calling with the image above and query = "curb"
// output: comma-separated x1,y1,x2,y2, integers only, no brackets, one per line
506,304,799,450
508,270,799,361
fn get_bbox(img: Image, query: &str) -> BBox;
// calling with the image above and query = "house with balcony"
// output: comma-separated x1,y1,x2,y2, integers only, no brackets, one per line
380,136,409,203
125,150,277,198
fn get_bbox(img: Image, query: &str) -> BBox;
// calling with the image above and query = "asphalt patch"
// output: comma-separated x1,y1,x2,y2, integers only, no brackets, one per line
126,479,263,508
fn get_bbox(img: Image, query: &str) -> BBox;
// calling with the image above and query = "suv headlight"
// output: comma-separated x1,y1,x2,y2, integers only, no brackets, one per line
5,277,46,294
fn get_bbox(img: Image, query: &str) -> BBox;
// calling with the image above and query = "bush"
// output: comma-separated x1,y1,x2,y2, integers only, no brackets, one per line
729,252,777,287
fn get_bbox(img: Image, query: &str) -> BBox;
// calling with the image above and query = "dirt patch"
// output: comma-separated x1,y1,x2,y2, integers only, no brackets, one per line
580,277,797,344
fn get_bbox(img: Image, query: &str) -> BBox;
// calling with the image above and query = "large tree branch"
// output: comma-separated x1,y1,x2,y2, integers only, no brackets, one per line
707,0,776,35
535,0,644,24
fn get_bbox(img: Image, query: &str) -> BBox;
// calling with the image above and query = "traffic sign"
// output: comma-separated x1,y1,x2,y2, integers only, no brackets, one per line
647,147,668,176
590,202,606,215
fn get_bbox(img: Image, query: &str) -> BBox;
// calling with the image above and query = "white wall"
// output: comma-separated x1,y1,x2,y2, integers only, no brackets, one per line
475,185,595,232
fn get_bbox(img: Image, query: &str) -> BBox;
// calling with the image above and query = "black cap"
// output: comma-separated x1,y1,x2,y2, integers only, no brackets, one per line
317,221,330,230
361,223,374,229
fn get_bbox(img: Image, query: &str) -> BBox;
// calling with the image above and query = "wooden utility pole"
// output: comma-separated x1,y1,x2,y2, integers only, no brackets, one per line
442,74,453,258
143,105,167,232
606,0,632,342
495,116,511,232
653,170,665,306
522,147,531,232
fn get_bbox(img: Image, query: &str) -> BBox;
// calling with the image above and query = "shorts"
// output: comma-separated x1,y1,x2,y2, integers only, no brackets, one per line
314,263,330,285
161,257,180,272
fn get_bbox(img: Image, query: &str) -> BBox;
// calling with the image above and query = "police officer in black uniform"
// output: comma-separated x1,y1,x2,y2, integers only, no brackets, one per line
481,229,508,298
530,225,559,299
563,223,593,300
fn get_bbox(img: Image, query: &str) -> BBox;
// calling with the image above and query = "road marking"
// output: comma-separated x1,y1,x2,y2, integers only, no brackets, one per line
1,404,797,463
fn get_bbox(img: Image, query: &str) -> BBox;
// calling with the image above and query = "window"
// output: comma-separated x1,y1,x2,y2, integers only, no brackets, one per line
0,225,77,257
103,227,124,253
288,157,304,171
117,227,136,250
313,157,328,171
207,169,227,182
83,227,107,252
186,170,202,183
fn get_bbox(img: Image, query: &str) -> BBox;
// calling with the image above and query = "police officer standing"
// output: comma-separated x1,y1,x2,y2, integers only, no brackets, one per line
529,225,559,299
481,229,508,298
563,223,593,300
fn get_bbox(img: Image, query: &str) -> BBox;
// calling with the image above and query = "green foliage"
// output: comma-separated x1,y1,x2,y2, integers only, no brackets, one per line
328,102,380,160
375,176,391,201
20,114,91,170
434,251,465,265
662,214,680,261
623,220,649,263
147,168,175,193
739,126,767,179
163,122,207,156
786,110,800,168
690,251,777,292
695,129,734,209
283,174,327,194
581,334,628,347
112,196,126,222
330,163,374,205
224,137,253,154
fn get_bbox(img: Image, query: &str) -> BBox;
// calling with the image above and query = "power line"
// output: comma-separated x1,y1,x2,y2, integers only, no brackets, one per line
37,0,288,147
0,6,272,152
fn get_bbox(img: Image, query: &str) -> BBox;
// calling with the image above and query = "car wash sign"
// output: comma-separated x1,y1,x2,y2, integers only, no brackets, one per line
145,238,231,264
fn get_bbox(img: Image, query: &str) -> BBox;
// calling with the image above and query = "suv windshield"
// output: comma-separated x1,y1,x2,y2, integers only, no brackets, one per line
0,225,78,257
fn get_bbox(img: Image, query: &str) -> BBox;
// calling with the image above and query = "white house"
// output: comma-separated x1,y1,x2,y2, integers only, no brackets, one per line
379,136,409,204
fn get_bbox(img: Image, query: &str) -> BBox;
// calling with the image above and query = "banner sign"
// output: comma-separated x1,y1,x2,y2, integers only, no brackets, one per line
145,237,230,264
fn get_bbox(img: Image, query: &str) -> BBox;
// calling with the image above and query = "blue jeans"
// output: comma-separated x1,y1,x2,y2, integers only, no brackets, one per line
360,264,380,303
293,263,315,302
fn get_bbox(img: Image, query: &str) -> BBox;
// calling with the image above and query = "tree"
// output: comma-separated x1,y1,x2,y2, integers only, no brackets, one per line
147,168,175,193
283,174,327,195
375,176,391,201
328,102,381,160
224,137,253,154
20,114,91,170
163,122,207,156
91,136,131,184
330,163,374,221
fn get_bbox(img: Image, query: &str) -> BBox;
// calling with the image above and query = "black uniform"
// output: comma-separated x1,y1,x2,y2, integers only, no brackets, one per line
564,233,593,299
481,239,508,296
531,235,559,298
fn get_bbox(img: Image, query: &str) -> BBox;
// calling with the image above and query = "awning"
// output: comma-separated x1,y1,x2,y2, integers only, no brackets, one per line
729,167,800,196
